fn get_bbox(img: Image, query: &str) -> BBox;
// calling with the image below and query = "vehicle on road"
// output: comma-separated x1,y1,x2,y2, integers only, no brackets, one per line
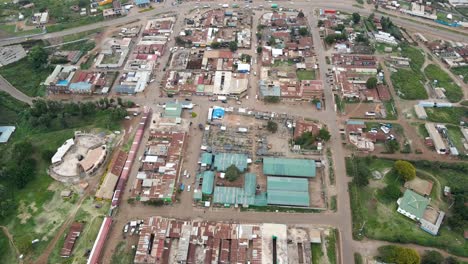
187,185,191,192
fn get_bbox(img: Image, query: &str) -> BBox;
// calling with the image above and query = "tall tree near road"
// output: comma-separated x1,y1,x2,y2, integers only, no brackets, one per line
28,46,48,69
352,13,361,24
394,160,416,181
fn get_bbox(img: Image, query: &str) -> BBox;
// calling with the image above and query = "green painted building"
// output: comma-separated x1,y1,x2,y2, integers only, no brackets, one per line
263,157,316,178
267,176,310,207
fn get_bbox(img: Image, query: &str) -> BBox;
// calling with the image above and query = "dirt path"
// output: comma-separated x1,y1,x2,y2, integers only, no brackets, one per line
0,225,19,260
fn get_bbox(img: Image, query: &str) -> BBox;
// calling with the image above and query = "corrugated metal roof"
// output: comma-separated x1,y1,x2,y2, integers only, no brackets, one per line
213,186,239,204
164,102,182,118
398,189,429,219
201,152,213,165
263,157,316,177
213,153,248,172
244,173,257,195
267,176,310,207
202,171,215,194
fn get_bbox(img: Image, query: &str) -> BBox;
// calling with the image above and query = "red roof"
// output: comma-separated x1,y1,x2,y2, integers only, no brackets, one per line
294,120,320,139
87,217,112,264
60,222,84,257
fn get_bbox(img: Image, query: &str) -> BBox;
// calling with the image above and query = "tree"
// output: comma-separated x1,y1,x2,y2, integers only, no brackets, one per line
352,13,361,24
299,27,308,36
380,183,401,203
229,41,238,52
267,121,278,133
394,160,416,181
366,77,378,89
378,245,420,264
256,32,262,39
226,165,241,182
257,47,263,53
297,11,305,18
317,128,331,141
28,45,48,68
264,96,280,103
385,139,400,154
444,257,460,264
210,42,221,49
421,250,444,264
317,20,324,27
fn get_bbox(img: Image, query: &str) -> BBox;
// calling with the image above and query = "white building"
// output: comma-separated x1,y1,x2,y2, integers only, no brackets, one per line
374,31,398,45
425,123,447,154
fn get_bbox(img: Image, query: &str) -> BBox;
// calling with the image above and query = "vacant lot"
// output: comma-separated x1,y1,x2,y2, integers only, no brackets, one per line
446,125,466,155
426,107,468,125
347,157,468,257
424,64,463,102
0,92,28,124
451,66,468,83
391,69,427,100
0,58,52,97
297,70,316,80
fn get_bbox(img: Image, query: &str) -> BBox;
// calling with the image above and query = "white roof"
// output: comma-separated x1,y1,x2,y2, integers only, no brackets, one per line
237,63,250,72
51,139,74,164
143,155,158,163
272,48,283,57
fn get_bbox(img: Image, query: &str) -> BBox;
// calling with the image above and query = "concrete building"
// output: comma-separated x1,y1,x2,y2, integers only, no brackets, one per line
45,65,78,93
425,123,447,154
414,105,428,119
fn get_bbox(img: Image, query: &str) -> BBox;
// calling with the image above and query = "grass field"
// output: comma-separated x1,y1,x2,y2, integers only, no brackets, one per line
46,16,104,33
391,69,427,100
0,231,16,264
0,58,52,97
326,229,337,264
446,125,466,155
111,241,137,264
311,243,324,264
426,107,468,125
400,44,425,70
347,157,468,257
424,64,463,102
0,24,42,37
297,70,316,80
0,92,28,124
451,66,468,83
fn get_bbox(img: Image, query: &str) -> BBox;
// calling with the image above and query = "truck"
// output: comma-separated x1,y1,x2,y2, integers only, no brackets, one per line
271,3,278,9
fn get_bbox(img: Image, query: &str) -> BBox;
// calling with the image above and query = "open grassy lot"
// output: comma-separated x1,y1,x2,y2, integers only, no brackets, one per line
424,64,463,102
426,107,468,125
451,66,468,83
297,70,316,80
347,157,468,257
0,231,16,264
391,69,427,100
111,241,137,264
0,24,42,37
0,92,28,124
46,16,104,33
400,44,425,70
326,229,337,264
47,198,110,264
0,98,124,261
446,125,466,155
0,58,52,97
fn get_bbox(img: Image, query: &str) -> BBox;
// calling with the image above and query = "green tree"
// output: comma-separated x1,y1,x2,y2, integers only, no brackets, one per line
28,45,48,68
229,41,238,52
394,160,416,181
297,11,305,18
421,250,444,264
264,96,280,103
380,183,401,203
385,139,400,154
257,47,263,53
444,257,460,264
226,165,241,182
366,77,378,89
317,128,331,141
267,121,278,133
352,13,361,24
299,27,308,36
210,42,221,49
378,245,420,264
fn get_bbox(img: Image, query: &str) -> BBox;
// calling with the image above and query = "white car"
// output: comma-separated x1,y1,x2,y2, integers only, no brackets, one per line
186,173,190,179
187,185,191,192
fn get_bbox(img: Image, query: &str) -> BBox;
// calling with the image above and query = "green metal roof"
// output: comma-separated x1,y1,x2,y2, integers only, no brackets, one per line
399,189,429,219
164,102,182,118
193,190,202,200
244,173,257,195
267,176,310,207
201,171,215,195
201,153,213,165
196,84,204,92
213,153,248,172
213,186,239,204
263,157,316,178
267,177,309,192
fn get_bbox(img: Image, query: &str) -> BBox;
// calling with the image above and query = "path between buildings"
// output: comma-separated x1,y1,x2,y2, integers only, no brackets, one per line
0,75,33,105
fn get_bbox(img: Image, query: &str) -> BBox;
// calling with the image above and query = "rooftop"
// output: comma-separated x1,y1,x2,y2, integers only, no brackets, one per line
263,157,316,178
398,189,430,220
267,176,310,207
213,153,248,172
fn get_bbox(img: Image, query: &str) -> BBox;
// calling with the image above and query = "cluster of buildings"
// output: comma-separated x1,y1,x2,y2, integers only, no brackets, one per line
178,9,253,48
45,65,117,94
344,120,398,152
165,50,249,96
0,45,26,67
134,216,322,264
257,12,324,101
332,54,390,103
424,39,468,68
131,131,186,202
114,17,175,94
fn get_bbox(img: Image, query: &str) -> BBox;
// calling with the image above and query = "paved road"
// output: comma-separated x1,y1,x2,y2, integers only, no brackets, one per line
0,75,33,105
0,0,467,47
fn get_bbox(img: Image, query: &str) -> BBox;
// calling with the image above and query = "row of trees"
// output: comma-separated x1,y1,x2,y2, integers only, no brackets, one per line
293,128,331,149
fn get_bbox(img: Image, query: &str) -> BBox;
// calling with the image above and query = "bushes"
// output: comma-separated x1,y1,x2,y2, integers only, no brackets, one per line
424,64,463,102
391,69,427,100
426,107,468,125
377,245,420,264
